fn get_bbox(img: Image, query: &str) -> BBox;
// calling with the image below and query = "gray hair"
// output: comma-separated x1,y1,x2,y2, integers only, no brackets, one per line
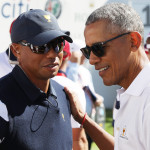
86,2,144,41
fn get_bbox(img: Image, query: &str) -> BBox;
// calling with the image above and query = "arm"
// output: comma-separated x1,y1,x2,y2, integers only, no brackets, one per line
64,87,114,150
70,83,88,150
72,128,88,150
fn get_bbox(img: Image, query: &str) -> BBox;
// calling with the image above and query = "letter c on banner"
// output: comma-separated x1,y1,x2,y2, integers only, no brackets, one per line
1,3,11,18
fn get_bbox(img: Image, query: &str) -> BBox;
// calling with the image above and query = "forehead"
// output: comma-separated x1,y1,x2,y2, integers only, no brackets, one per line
84,20,110,46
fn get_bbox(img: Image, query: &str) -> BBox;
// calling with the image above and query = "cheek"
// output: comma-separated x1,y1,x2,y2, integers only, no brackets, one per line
111,54,125,73
19,52,39,68
106,48,125,76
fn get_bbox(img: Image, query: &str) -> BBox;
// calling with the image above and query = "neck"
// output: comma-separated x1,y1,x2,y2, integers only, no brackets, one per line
121,49,149,89
29,77,50,93
19,65,50,93
36,80,50,93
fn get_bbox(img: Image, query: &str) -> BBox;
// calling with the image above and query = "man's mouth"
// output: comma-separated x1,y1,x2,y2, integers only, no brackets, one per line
47,64,56,67
99,66,109,72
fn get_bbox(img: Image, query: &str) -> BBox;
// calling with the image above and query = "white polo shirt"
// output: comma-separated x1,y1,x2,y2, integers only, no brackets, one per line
0,51,15,78
114,62,150,150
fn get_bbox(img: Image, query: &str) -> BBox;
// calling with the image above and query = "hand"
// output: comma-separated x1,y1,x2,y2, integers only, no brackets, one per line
94,94,104,107
64,87,85,124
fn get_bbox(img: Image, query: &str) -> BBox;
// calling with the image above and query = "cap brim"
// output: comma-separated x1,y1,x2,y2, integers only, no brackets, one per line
62,30,70,36
26,30,72,46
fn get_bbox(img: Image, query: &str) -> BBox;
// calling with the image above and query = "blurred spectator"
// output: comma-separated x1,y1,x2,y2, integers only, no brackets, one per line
53,40,88,150
0,19,17,78
145,33,150,60
66,40,105,149
0,48,17,78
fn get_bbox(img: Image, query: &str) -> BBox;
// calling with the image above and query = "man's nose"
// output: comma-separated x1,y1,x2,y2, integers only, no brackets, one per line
89,51,100,65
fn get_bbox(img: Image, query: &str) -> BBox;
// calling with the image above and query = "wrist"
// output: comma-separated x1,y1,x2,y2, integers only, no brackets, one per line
80,113,87,128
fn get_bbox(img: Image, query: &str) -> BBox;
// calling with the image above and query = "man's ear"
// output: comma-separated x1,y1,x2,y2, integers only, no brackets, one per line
10,43,20,57
130,32,142,52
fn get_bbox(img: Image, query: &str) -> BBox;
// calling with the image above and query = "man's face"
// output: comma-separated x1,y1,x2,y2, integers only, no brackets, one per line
84,21,132,87
16,40,63,83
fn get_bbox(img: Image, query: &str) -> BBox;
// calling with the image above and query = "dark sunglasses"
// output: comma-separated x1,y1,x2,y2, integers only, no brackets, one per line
18,38,65,54
80,32,130,59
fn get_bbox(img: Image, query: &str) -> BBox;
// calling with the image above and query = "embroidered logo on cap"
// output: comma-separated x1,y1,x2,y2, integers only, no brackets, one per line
43,15,51,22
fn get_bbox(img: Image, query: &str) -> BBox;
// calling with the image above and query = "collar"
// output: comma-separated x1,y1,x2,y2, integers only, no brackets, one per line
12,65,57,103
57,70,67,77
124,62,150,96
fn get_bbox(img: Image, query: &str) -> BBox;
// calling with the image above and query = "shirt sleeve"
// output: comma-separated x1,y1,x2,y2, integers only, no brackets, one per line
0,100,9,143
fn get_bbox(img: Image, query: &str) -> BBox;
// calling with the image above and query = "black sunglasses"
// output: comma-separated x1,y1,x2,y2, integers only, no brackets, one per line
18,38,65,54
80,32,130,59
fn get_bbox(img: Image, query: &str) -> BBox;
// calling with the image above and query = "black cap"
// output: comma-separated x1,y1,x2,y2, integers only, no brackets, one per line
62,30,70,36
11,9,72,46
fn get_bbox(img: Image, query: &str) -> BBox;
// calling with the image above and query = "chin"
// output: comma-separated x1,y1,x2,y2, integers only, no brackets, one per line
103,80,114,86
50,72,58,78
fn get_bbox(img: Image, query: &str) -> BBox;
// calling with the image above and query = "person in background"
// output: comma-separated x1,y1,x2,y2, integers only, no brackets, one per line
53,40,88,150
66,40,104,149
144,33,150,60
0,48,16,78
0,20,17,78
0,9,73,150
65,2,150,150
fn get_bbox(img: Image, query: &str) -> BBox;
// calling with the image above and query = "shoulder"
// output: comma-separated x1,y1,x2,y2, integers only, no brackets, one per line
52,76,83,95
52,76,86,110
52,76,76,86
52,76,83,94
0,73,13,90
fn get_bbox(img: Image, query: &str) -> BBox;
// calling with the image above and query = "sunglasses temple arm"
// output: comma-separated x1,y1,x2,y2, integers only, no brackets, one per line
103,32,130,45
